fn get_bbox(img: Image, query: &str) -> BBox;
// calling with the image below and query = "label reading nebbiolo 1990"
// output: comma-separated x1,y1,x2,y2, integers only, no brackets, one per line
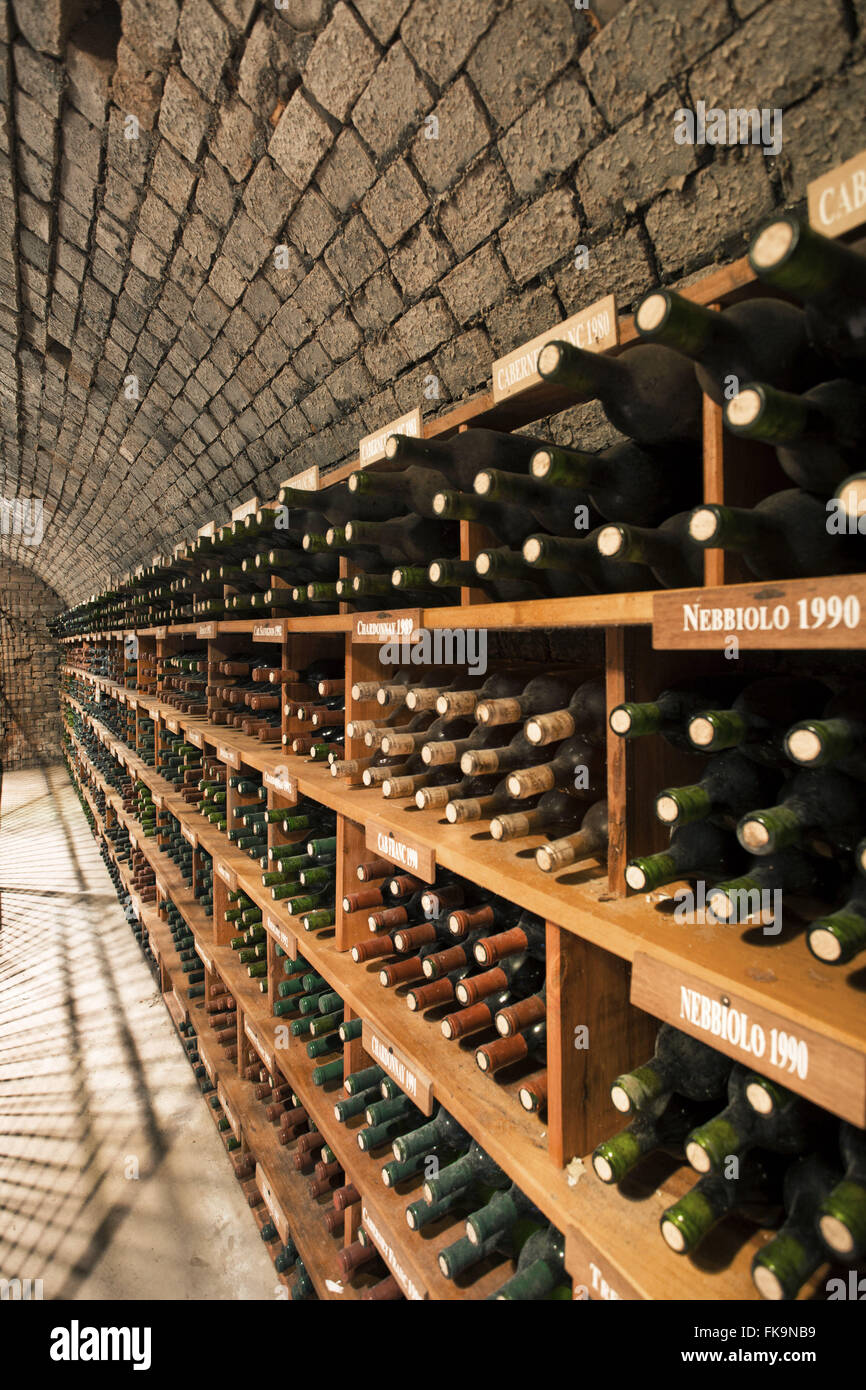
631,953,866,1125
653,577,866,650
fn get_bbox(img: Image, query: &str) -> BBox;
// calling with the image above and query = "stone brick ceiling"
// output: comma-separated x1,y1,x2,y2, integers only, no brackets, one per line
1,0,864,606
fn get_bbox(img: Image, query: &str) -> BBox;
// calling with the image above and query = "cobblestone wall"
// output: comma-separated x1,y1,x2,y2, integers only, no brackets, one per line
0,559,62,768
1,0,865,604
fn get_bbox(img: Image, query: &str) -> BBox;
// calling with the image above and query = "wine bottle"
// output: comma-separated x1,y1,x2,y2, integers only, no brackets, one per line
818,1122,866,1259
521,531,654,594
609,677,745,753
391,1106,469,1164
655,752,782,830
431,486,544,549
610,1024,732,1115
592,1095,719,1185
660,1149,786,1254
459,727,551,779
723,379,866,495
535,799,609,872
535,338,702,443
422,1141,508,1205
465,1184,544,1247
504,734,605,802
688,487,866,579
473,467,603,537
595,512,703,589
343,515,457,567
684,1064,830,1174
807,877,866,965
752,1154,841,1301
445,776,538,825
427,553,546,603
625,819,742,892
523,677,606,747
382,426,547,490
785,683,866,778
488,1223,567,1300
475,673,579,728
687,677,833,765
737,767,866,855
455,952,545,1008
491,788,591,843
415,772,499,811
748,215,866,366
529,439,701,525
634,287,821,406
705,847,842,925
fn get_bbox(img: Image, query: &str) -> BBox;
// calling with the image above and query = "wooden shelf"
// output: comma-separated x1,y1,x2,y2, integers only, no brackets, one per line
64,687,866,1129
564,1152,835,1302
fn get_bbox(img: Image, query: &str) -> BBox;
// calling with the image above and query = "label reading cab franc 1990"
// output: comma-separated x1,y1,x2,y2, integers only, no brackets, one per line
364,822,435,881
263,768,297,799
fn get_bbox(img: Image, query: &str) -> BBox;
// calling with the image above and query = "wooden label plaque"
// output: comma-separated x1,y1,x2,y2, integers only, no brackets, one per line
245,1018,276,1075
217,744,241,769
362,1022,434,1113
256,1165,290,1244
231,496,259,522
565,1229,639,1301
148,929,161,966
808,148,866,237
187,730,203,748
202,1051,215,1085
359,407,422,468
181,825,196,847
217,1083,241,1140
631,953,866,1126
166,719,179,734
653,576,866,650
352,610,422,644
253,621,286,642
364,821,435,882
217,862,237,891
263,768,297,799
197,622,217,639
153,626,167,640
281,463,319,492
492,294,618,403
153,793,164,811
197,940,214,974
360,1198,428,1300
265,913,297,959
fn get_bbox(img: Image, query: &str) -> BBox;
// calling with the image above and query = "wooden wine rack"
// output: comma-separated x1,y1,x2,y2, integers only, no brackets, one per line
57,246,866,1301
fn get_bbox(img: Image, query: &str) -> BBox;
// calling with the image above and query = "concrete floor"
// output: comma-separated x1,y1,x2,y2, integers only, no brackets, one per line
0,763,279,1300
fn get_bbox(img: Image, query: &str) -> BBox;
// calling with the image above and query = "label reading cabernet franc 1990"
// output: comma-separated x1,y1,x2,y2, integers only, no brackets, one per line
358,408,422,468
808,146,866,237
492,294,618,403
652,577,866,650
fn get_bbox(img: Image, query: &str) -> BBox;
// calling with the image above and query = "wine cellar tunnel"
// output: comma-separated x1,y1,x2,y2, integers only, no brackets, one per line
1,0,866,1328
